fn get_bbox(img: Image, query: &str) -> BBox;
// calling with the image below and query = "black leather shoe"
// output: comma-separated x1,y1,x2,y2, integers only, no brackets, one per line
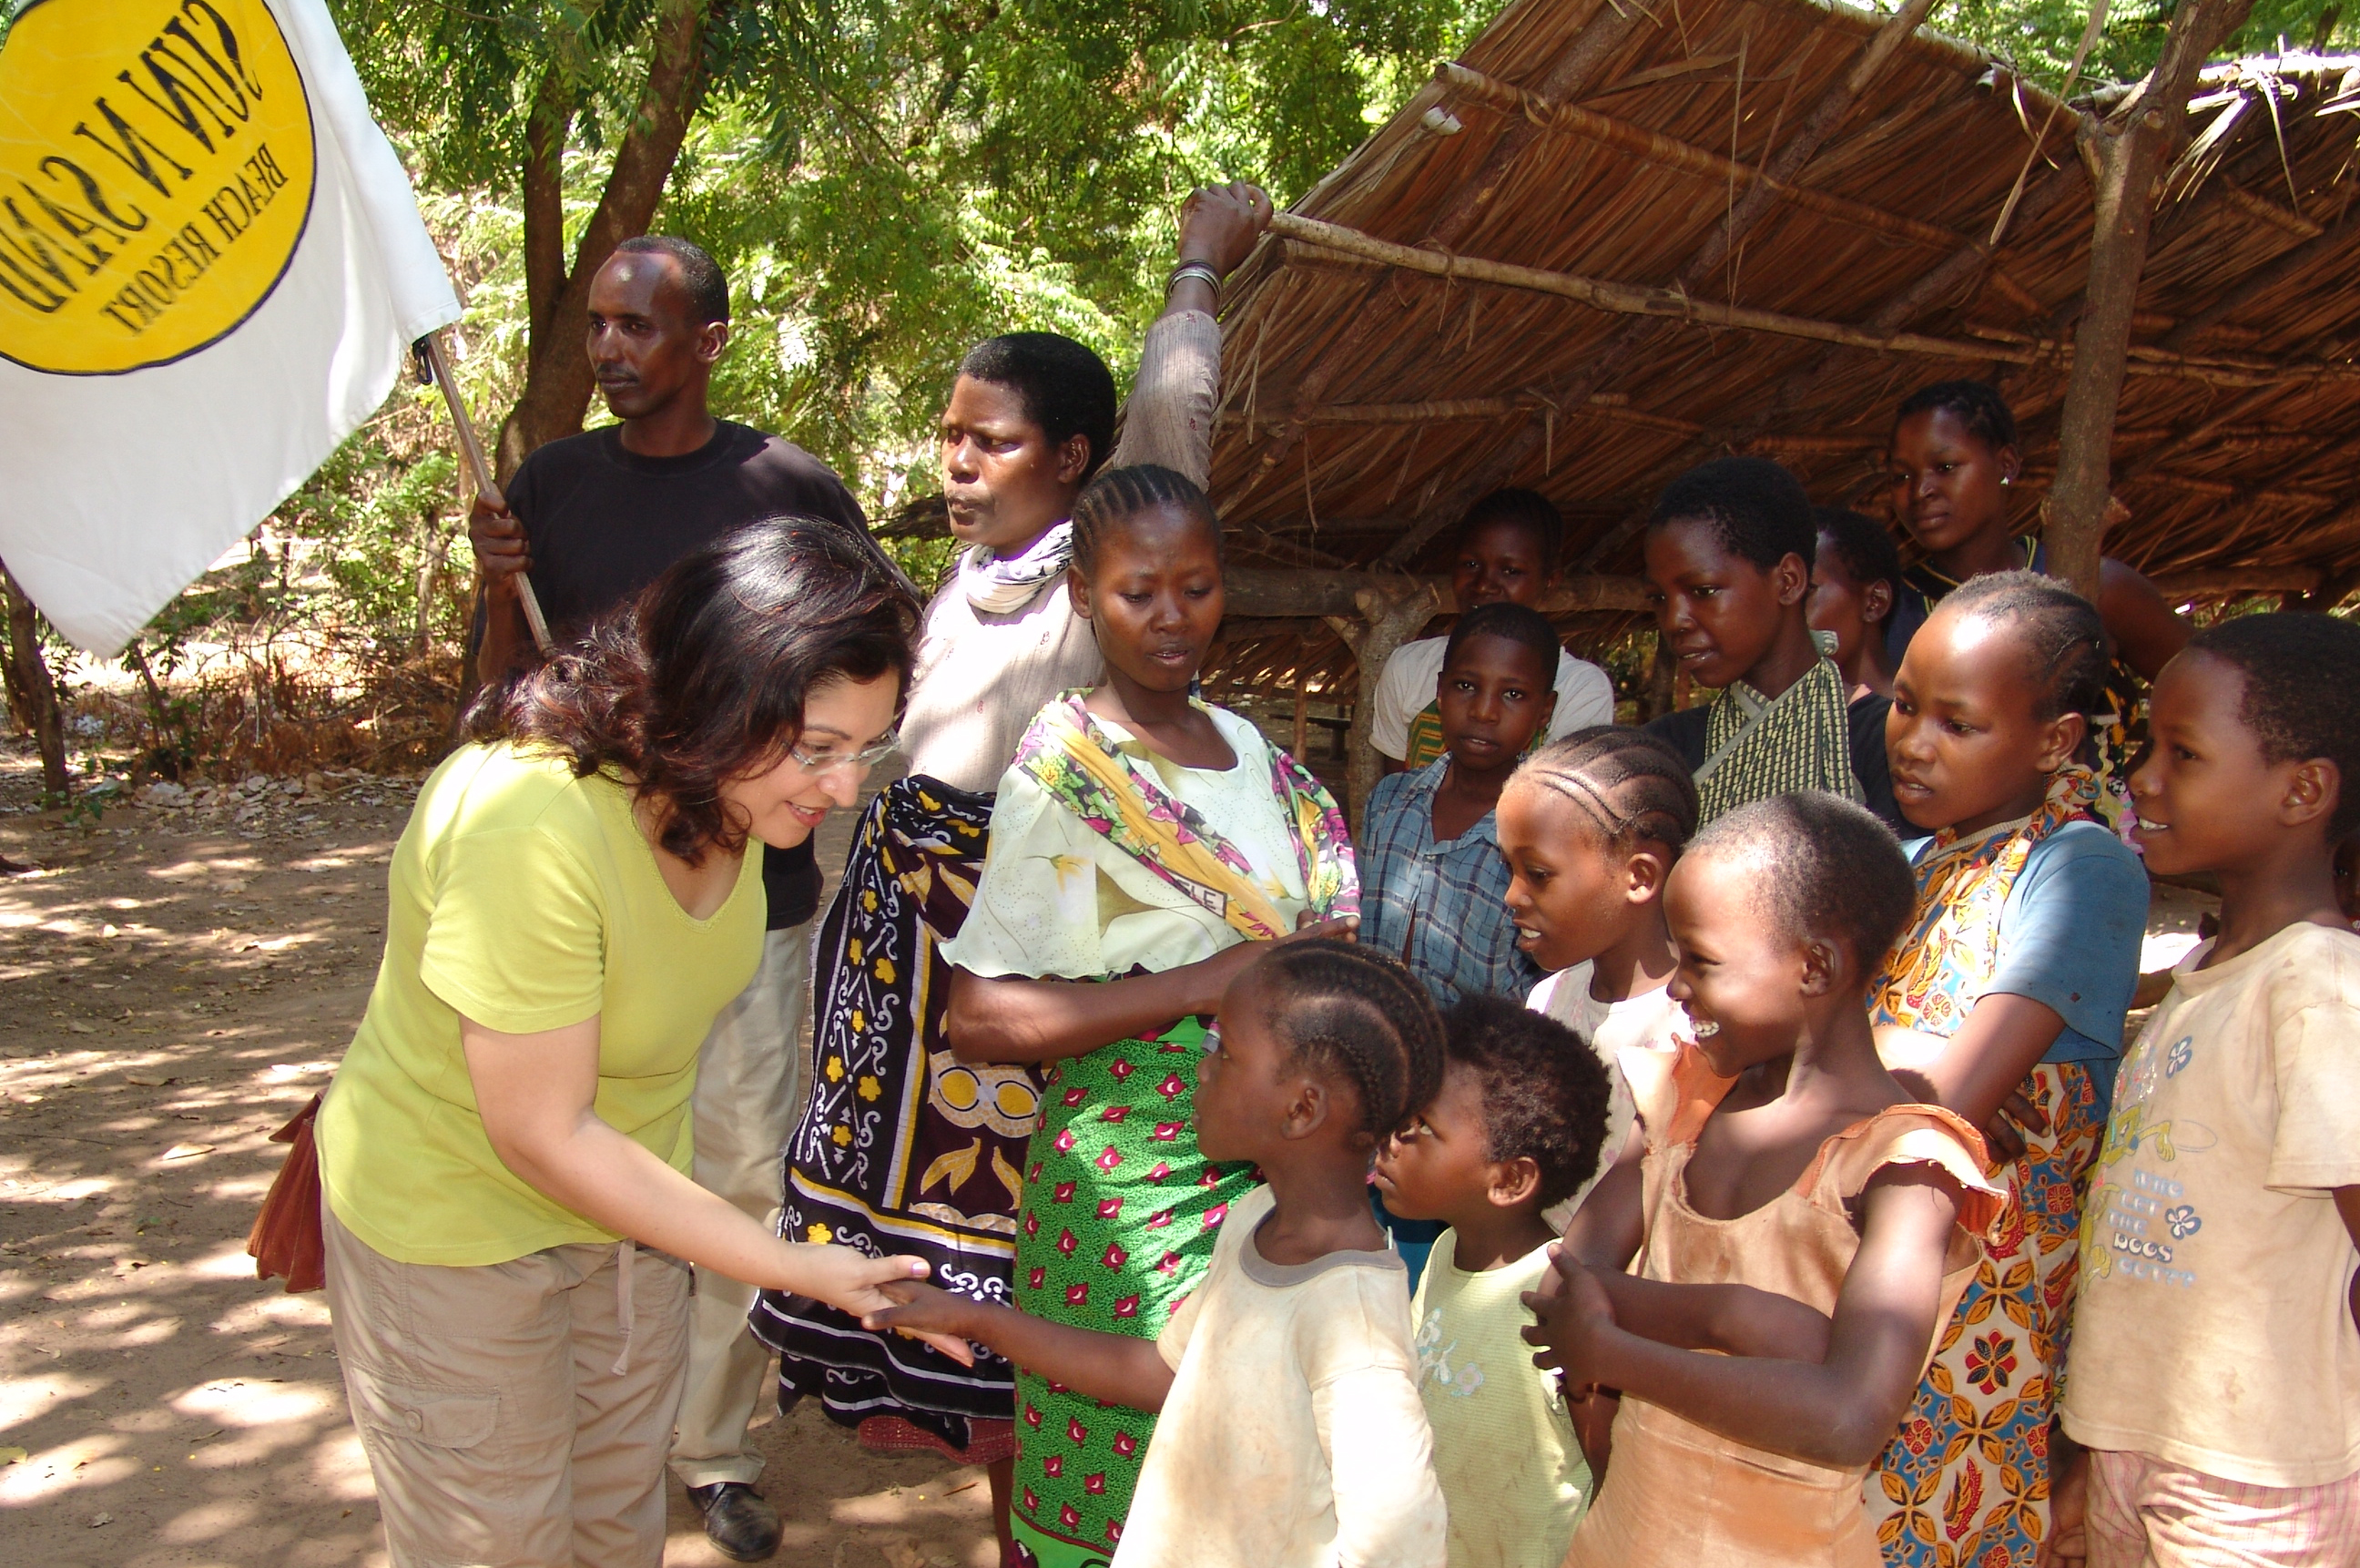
687,1481,781,1563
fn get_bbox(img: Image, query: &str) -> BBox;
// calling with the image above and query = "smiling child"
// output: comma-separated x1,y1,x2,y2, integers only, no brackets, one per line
1370,490,1617,773
1641,458,1902,829
2057,614,2360,1568
1532,791,2007,1567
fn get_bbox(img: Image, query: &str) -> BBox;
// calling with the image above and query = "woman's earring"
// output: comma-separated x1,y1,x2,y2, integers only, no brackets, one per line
2001,475,2012,485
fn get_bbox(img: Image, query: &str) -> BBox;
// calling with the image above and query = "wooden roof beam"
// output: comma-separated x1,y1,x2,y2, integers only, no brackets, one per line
1268,212,2355,386
1223,567,1649,620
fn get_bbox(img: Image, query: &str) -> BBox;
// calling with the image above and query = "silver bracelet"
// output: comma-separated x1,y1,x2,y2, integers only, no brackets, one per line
1165,261,1221,301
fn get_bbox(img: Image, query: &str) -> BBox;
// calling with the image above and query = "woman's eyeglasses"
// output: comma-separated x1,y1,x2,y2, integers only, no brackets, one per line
787,734,900,775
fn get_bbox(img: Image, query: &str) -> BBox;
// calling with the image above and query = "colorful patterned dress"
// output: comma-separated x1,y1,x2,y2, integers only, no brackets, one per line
1865,768,2139,1567
942,692,1357,1568
750,776,1036,1460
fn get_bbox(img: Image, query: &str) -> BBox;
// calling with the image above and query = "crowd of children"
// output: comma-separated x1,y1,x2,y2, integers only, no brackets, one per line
849,369,2360,1568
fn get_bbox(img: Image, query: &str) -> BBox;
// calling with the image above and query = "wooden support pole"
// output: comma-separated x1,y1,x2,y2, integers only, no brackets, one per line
1292,671,1311,761
2044,0,2259,600
1325,582,1445,836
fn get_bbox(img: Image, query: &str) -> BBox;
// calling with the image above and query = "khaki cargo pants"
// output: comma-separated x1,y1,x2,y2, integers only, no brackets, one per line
322,1200,691,1568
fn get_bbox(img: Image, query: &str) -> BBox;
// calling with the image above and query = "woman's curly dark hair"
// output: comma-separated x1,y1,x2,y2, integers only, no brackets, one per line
465,518,922,866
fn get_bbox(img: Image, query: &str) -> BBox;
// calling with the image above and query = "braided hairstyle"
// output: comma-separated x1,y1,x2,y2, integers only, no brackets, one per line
1441,995,1612,1208
1894,380,2018,453
1939,570,2110,725
1506,725,1700,854
1249,940,1446,1137
2187,612,2360,837
1069,463,1224,577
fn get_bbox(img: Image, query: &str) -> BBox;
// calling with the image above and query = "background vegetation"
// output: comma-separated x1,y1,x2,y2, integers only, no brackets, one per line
1,0,2349,799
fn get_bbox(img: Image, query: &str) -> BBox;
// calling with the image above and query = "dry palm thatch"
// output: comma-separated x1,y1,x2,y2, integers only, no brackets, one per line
1195,0,2360,801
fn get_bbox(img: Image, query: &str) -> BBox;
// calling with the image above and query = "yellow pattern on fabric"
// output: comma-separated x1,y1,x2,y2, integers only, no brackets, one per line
1694,653,1861,823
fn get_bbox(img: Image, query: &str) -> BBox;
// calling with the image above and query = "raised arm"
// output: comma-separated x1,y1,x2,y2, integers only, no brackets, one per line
1532,1166,1965,1470
1107,183,1270,484
463,1014,953,1344
862,1282,1175,1412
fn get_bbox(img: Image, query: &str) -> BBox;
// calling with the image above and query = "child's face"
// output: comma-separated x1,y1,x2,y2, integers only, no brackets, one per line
1450,518,1553,609
1887,407,2018,555
1663,850,1816,1076
1438,634,1556,776
1067,503,1224,697
1194,969,1324,1165
2130,649,2338,877
1498,783,1663,973
1643,516,1807,690
1887,605,2083,834
1372,1062,1515,1226
1806,535,1887,671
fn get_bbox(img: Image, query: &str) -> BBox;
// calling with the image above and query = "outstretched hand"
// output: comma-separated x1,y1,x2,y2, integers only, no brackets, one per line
1177,182,1273,279
801,1251,974,1366
1521,1245,1618,1393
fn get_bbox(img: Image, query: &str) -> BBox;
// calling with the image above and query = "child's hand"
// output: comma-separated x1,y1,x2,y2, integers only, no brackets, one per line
860,1280,980,1366
796,1254,974,1366
1521,1246,1618,1391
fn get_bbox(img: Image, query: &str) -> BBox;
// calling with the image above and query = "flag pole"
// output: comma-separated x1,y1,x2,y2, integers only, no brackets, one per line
419,331,554,656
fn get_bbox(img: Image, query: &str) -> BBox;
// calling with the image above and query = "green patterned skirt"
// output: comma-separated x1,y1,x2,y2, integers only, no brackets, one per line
1007,1013,1255,1568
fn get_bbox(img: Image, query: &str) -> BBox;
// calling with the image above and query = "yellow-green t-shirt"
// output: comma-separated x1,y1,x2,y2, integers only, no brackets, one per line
319,742,764,1266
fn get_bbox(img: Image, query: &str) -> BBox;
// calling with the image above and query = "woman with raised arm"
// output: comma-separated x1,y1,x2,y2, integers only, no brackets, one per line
752,186,1273,1563
315,521,936,1568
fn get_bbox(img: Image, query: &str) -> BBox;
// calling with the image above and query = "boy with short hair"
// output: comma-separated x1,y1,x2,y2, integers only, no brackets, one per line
1371,490,1617,773
1361,602,1560,1011
1375,995,1612,1568
1640,458,1901,830
2055,611,2360,1566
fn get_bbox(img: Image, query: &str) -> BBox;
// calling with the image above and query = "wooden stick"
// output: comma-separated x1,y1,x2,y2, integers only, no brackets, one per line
422,331,554,656
1266,212,2358,387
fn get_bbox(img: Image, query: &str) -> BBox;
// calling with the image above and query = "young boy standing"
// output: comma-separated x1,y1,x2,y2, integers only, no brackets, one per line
1370,490,1617,773
1361,603,1560,1010
2057,612,2360,1566
1375,996,1612,1568
1640,458,1901,830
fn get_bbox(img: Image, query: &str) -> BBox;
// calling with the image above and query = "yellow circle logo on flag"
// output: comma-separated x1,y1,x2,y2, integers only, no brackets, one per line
0,0,316,375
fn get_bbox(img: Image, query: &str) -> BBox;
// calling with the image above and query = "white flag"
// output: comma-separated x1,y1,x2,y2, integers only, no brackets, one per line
0,0,461,656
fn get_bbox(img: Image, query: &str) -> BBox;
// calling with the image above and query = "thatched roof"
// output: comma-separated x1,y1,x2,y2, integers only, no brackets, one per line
1204,0,2360,691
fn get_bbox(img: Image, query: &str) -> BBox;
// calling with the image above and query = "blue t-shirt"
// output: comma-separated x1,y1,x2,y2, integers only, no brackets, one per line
1901,818,2146,1114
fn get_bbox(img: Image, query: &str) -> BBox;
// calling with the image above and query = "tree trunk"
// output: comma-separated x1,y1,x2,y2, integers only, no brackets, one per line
1,563,69,800
521,61,575,356
494,0,712,480
2045,0,2256,599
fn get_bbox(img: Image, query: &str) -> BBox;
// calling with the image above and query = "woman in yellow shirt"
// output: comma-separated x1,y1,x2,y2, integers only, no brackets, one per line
317,521,954,1568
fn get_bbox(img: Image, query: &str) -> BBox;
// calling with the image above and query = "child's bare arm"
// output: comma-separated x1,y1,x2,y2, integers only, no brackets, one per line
1559,1123,1647,1268
1531,1166,1962,1470
1879,993,2066,1161
864,1283,1175,1412
1589,1270,1834,1362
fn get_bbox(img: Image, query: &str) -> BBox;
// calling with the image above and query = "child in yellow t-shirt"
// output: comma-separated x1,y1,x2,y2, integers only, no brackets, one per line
1374,995,1612,1568
2056,612,2360,1565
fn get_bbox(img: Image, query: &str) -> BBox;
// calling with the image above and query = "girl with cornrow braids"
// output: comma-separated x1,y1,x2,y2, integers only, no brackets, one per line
1500,728,1698,1212
937,464,1360,1565
867,941,1450,1568
1863,571,2148,1568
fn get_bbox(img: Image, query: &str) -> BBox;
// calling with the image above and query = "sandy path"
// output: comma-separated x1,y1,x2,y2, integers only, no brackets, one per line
0,743,993,1568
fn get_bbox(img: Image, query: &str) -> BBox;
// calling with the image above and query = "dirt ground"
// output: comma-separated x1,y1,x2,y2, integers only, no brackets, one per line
0,738,994,1568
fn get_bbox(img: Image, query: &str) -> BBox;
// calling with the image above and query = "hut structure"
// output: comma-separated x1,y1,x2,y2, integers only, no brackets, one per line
1197,0,2360,816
